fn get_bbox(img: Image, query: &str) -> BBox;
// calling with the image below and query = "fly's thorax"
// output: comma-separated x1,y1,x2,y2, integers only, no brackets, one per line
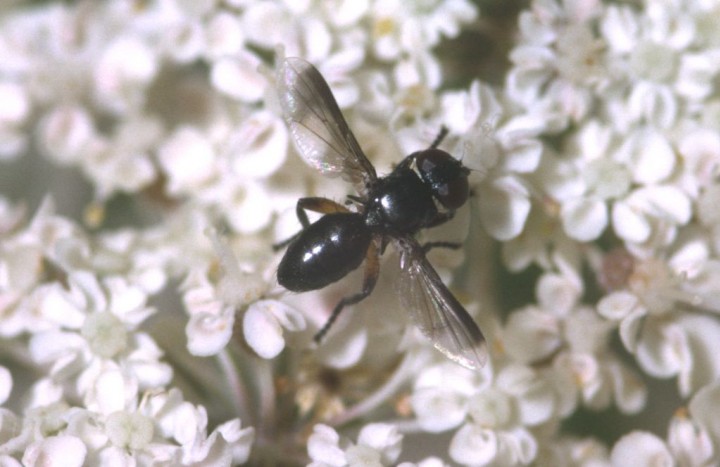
364,166,438,234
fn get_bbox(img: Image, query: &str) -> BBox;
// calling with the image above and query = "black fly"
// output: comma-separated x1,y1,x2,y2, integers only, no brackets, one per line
275,57,487,370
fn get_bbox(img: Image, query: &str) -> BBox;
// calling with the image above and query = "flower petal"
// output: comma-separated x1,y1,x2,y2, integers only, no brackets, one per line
610,431,672,467
478,176,531,241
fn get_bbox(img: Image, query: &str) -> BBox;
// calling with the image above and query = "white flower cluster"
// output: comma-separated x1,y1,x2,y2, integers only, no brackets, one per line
1,0,720,465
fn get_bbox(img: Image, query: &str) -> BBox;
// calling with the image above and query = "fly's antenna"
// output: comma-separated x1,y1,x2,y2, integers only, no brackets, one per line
429,126,449,149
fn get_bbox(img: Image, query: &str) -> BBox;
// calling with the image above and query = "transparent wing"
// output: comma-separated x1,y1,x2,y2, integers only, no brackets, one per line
277,57,377,194
396,238,488,370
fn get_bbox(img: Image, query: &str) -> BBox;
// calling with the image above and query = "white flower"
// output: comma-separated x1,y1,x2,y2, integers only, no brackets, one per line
23,272,172,413
182,270,237,357
0,366,11,405
157,126,218,196
598,254,720,396
93,36,158,114
210,50,266,102
143,388,255,465
0,80,30,159
307,423,402,467
22,435,87,467
411,362,478,433
667,410,715,466
506,0,605,126
369,0,477,61
610,431,673,467
243,299,305,359
449,424,537,467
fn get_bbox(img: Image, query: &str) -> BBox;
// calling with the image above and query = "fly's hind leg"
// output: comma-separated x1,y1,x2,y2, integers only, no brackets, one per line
273,197,350,251
314,239,380,343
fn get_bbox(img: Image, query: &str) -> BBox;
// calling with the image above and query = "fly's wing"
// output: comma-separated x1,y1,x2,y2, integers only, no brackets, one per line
277,57,377,194
396,238,488,370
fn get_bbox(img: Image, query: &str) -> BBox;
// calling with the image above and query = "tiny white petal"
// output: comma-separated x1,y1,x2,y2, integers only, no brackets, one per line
357,423,403,464
227,112,288,179
412,385,469,433
449,424,498,466
597,291,638,321
225,182,274,234
307,424,345,466
536,156,584,201
0,81,29,124
325,0,368,27
601,6,638,53
186,307,235,357
468,389,514,428
205,12,244,58
345,445,381,466
628,186,692,225
243,300,305,359
0,366,12,405
619,307,646,353
105,411,154,450
607,361,647,414
561,198,607,241
216,419,255,465
316,326,367,369
677,314,720,396
496,365,555,426
157,127,217,195
94,37,157,113
37,106,94,164
23,436,87,467
635,320,687,378
92,368,131,414
29,330,84,364
441,82,481,134
668,414,714,467
166,20,204,63
612,201,651,244
242,2,293,50
676,53,717,100
503,307,561,364
536,273,581,316
610,431,673,467
689,380,720,442
502,139,543,174
412,363,475,432
81,312,128,359
210,53,266,102
478,176,531,241
169,402,204,446
500,428,538,464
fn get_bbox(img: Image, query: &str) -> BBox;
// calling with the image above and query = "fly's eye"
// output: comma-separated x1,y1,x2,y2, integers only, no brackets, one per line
414,149,470,210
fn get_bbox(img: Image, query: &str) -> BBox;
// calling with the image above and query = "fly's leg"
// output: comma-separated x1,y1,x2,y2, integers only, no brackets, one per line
273,197,349,251
314,239,380,343
429,126,449,149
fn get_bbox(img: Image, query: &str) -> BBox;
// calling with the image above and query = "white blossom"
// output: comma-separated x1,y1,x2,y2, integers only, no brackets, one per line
3,0,720,464
308,423,403,467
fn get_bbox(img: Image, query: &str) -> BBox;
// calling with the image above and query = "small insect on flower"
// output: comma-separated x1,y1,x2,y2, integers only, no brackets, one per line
274,57,487,370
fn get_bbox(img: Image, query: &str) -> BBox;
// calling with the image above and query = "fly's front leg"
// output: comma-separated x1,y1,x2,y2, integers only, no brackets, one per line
273,197,349,251
314,238,381,343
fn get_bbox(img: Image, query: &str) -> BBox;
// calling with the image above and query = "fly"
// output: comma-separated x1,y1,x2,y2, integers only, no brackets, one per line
274,57,488,370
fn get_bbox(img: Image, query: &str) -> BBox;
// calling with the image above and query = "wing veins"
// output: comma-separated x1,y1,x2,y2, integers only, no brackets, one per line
278,58,377,192
397,239,487,370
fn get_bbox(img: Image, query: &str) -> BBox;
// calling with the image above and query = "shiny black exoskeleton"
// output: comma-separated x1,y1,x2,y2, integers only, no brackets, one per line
275,57,487,370
278,146,469,293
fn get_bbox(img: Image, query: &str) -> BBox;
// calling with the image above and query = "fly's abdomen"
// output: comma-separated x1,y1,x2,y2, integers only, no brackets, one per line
277,213,371,292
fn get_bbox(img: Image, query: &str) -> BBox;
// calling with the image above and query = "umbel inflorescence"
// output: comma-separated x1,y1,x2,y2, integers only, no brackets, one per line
0,0,719,465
